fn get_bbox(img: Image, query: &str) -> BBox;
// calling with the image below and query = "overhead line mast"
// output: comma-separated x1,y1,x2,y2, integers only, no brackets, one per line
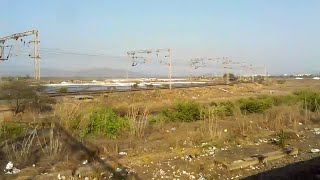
0,30,40,80
127,48,173,90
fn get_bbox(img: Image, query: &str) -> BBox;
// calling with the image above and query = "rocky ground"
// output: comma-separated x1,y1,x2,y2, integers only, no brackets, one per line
1,123,319,179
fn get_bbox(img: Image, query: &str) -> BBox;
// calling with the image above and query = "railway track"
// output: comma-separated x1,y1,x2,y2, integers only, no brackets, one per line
43,81,248,97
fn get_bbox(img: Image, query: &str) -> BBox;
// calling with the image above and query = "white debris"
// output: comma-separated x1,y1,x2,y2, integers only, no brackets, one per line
224,129,228,133
119,152,128,156
311,149,320,153
82,160,88,165
6,161,13,170
4,161,20,174
116,168,122,172
312,128,320,135
57,173,66,180
201,142,209,147
298,123,303,125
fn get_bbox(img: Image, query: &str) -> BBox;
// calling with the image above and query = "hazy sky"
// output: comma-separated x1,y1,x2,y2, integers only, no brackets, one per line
1,0,319,76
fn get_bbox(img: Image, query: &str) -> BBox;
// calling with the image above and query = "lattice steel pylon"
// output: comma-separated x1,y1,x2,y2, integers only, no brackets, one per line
127,48,173,90
0,30,40,80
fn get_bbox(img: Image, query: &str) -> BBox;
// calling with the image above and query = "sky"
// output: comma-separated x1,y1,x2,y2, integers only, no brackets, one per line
1,0,319,76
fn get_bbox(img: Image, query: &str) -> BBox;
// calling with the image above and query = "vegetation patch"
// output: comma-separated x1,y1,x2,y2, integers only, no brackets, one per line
56,86,68,93
162,101,201,122
238,97,273,114
81,107,128,138
209,101,234,116
294,90,320,112
0,122,26,140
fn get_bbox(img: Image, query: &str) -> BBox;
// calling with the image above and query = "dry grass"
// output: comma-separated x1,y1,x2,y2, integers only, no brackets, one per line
201,107,222,140
2,125,63,164
128,106,149,138
264,105,303,131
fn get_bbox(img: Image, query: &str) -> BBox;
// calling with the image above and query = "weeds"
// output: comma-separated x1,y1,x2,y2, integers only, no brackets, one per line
0,122,26,140
277,129,289,148
128,106,149,138
201,107,222,140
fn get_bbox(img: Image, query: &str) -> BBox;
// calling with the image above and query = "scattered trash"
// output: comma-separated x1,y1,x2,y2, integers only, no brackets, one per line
116,168,122,172
119,152,128,156
4,161,20,174
312,128,320,135
270,137,280,143
82,160,88,165
171,127,176,131
201,142,209,147
311,149,320,153
224,129,228,133
183,140,187,145
5,161,13,171
32,164,36,167
203,146,217,156
298,123,303,125
181,155,193,162
57,173,66,180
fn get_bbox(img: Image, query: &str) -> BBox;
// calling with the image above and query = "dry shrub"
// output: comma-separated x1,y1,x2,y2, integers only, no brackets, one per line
128,106,149,138
201,107,222,140
53,102,91,135
264,105,302,131
2,125,62,164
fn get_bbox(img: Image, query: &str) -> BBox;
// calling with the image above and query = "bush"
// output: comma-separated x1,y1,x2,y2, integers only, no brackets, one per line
0,122,26,140
209,101,234,116
82,107,128,138
162,101,201,122
238,97,273,114
56,86,68,93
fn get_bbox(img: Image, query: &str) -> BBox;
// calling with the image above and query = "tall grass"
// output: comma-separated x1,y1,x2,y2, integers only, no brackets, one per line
201,107,222,140
127,106,149,138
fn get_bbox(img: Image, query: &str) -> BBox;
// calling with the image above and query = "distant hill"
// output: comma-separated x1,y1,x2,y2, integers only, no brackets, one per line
0,66,147,78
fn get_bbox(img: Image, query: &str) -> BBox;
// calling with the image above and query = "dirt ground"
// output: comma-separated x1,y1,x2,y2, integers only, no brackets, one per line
1,79,320,179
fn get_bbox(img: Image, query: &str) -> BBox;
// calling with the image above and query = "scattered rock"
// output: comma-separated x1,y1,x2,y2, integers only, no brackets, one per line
35,170,72,180
75,166,95,178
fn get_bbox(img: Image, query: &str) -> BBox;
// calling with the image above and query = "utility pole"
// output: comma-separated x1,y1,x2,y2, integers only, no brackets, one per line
168,48,172,90
127,48,173,90
33,32,40,80
264,64,268,81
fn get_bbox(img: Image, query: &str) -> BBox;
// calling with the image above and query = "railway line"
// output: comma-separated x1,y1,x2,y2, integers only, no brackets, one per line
43,81,247,97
